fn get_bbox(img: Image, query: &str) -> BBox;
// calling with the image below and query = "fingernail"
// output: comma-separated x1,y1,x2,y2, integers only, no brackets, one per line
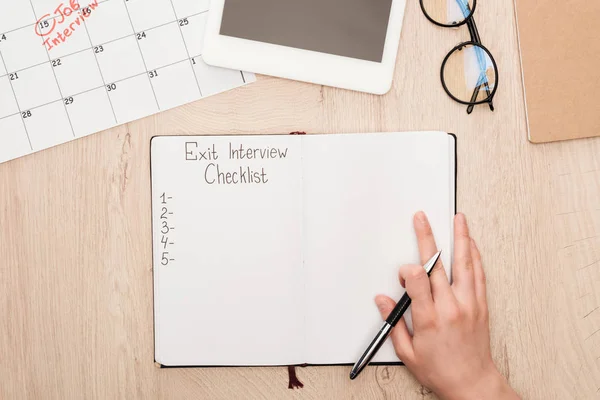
415,211,427,225
374,297,386,311
457,213,466,224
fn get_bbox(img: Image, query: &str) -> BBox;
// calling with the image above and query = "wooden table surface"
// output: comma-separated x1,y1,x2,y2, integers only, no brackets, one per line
1,0,599,398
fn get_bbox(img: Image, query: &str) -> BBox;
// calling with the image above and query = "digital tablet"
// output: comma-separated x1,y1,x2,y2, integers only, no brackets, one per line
203,0,407,94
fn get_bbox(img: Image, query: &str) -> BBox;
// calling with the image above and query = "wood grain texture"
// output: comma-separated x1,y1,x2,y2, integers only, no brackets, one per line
1,0,599,398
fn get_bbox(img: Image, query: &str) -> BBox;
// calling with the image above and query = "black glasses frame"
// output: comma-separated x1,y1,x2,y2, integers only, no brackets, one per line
419,0,498,114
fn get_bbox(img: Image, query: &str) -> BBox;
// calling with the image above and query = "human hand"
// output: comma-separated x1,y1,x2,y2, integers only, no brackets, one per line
375,212,519,400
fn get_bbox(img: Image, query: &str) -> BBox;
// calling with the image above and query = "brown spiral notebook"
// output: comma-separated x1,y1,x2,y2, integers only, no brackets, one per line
515,0,600,143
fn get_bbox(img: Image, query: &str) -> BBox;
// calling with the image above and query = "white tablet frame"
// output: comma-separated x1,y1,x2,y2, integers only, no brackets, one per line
203,0,407,95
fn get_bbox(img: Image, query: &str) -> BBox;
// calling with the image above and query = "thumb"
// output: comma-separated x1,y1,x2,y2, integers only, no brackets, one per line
374,295,415,363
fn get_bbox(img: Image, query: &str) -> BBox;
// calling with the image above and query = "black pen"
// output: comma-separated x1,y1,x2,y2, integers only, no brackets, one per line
349,250,442,380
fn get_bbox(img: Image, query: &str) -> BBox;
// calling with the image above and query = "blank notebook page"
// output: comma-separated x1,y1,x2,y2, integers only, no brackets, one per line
302,132,453,364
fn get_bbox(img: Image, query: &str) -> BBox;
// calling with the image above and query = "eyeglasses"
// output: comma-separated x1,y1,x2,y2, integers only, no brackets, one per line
419,0,498,114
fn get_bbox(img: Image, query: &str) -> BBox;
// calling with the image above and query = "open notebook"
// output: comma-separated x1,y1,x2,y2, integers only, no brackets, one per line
151,131,457,367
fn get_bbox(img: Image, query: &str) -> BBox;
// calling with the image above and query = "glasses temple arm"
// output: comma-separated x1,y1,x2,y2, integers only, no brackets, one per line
484,82,494,111
466,84,480,114
465,82,495,114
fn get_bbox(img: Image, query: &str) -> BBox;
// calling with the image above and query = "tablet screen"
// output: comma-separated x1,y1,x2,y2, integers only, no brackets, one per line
220,0,393,63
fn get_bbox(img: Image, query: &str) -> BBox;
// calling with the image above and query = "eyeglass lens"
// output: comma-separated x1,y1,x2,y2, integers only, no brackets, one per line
442,44,497,104
421,0,475,26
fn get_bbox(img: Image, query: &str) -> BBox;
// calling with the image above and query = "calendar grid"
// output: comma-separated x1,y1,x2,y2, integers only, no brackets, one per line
121,0,161,111
2,23,39,37
0,1,219,120
0,10,209,80
27,0,76,138
168,1,203,96
0,49,33,150
0,51,6,79
0,58,55,78
0,1,114,55
0,0,108,38
80,10,118,124
0,0,255,164
0,56,206,123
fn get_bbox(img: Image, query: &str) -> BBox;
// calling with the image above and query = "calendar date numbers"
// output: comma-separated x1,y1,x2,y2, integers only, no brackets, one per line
36,0,99,51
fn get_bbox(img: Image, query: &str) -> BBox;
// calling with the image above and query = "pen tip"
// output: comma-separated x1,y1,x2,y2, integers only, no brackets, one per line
349,373,356,380
424,251,442,275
